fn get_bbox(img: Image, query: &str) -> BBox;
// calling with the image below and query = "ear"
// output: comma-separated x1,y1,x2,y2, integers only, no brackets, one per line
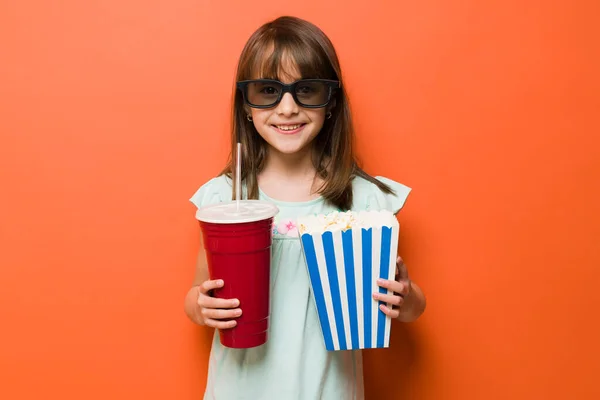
327,97,337,113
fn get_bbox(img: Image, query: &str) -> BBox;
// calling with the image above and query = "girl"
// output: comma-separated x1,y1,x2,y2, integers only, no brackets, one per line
184,16,426,400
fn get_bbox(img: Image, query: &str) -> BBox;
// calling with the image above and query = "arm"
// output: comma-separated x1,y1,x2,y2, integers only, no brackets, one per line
183,249,210,325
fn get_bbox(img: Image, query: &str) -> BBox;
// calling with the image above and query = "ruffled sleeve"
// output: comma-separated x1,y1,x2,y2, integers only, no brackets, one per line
354,175,412,214
189,175,233,210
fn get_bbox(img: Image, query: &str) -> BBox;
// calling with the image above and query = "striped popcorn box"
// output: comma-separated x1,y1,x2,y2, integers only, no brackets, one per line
298,210,399,351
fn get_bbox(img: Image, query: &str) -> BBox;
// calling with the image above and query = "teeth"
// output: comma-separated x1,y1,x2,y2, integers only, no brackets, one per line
277,124,301,131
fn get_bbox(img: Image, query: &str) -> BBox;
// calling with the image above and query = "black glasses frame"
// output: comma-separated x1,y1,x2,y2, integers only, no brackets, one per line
236,79,340,109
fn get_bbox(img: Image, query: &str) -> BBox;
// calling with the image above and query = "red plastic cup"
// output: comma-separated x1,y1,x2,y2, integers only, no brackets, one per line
195,200,279,349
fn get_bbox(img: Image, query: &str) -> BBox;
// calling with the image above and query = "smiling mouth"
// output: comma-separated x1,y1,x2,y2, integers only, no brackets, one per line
273,124,305,131
271,123,307,135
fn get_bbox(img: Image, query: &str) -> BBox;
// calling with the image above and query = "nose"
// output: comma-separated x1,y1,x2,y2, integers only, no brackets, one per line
276,92,299,117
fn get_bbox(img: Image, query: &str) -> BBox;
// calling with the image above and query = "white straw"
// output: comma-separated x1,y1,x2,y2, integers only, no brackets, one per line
235,142,241,211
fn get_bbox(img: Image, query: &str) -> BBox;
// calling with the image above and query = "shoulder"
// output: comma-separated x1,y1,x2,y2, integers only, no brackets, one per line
352,175,412,214
189,175,233,208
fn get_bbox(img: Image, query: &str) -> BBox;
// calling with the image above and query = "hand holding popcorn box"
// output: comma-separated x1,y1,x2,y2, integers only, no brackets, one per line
298,210,399,351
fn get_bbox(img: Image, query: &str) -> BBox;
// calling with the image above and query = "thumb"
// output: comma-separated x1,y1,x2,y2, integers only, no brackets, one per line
396,256,409,280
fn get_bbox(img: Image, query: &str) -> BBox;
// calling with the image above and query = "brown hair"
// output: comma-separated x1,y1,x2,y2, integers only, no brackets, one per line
221,16,393,211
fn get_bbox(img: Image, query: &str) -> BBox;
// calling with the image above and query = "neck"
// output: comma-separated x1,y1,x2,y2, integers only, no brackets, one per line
261,146,316,180
257,145,326,201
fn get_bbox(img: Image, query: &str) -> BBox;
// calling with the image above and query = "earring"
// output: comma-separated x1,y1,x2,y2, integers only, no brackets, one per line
247,115,253,122
326,112,332,119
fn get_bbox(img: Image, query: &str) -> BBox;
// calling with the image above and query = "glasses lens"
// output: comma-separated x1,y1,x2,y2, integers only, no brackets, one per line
246,81,282,106
295,80,330,106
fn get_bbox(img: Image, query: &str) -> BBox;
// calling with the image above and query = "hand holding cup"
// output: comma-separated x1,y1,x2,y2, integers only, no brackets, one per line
196,279,243,330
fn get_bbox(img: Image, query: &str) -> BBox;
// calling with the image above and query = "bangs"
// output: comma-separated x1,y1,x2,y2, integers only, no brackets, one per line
244,36,337,81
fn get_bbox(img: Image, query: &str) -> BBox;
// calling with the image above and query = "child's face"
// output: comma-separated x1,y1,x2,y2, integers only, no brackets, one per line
248,64,328,157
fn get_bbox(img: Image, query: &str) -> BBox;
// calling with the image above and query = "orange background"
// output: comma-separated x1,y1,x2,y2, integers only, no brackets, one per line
1,1,599,399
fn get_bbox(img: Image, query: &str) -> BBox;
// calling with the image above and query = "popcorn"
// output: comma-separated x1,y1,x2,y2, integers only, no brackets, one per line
298,210,399,351
298,210,396,234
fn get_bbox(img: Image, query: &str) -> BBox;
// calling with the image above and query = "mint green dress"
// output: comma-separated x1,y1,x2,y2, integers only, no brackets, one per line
190,175,411,400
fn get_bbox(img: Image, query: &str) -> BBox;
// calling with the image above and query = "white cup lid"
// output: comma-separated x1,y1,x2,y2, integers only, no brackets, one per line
195,200,279,224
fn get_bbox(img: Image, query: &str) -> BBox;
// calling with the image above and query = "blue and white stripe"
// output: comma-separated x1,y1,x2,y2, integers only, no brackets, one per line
301,223,399,351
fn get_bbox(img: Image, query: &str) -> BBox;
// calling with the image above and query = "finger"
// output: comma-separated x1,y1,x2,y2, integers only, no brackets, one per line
396,257,409,280
204,318,237,330
379,304,400,319
396,281,410,297
373,292,404,307
377,278,405,294
200,279,224,294
198,295,240,309
202,307,242,320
